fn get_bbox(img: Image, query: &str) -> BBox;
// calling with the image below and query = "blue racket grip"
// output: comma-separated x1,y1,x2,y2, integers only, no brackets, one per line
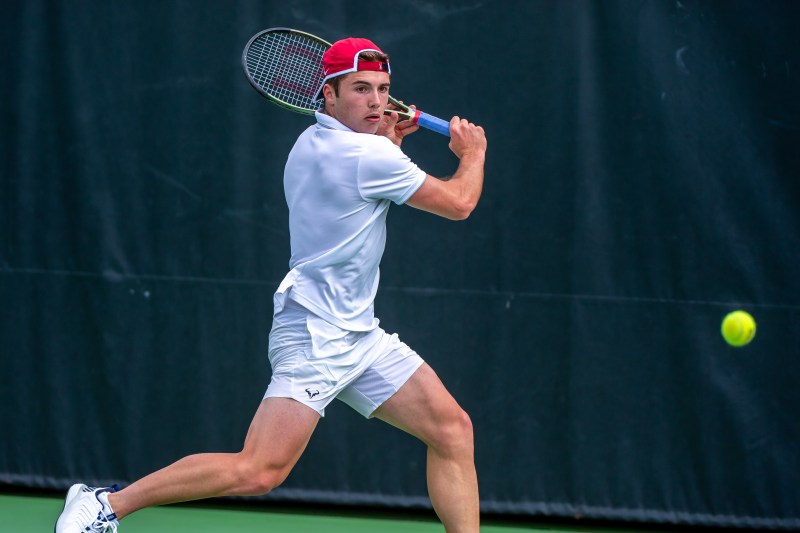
414,111,451,137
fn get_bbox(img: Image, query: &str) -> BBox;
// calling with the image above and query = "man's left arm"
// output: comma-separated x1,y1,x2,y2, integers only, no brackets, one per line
405,116,486,220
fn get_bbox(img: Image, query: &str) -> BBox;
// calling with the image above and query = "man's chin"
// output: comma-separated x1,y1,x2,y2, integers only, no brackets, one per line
356,122,381,135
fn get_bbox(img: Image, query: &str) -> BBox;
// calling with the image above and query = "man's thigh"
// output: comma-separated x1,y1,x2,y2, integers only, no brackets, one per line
371,363,467,446
242,397,320,468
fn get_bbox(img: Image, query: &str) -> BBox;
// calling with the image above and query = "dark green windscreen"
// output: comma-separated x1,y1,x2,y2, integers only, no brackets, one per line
2,1,798,529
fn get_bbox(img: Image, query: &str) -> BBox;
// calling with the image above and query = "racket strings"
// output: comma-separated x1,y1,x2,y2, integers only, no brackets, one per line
245,32,326,111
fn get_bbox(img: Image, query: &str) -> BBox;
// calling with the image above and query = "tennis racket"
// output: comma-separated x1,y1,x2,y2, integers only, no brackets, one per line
242,27,451,137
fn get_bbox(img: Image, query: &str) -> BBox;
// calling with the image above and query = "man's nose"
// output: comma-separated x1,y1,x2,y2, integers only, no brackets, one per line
368,90,381,107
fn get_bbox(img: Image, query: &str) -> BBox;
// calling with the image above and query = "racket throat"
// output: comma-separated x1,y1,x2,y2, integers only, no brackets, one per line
382,108,419,122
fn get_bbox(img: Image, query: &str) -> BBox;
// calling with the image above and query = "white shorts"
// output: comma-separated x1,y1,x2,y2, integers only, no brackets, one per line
264,299,424,417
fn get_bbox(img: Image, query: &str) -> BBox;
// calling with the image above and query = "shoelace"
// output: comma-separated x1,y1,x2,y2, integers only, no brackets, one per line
89,515,118,533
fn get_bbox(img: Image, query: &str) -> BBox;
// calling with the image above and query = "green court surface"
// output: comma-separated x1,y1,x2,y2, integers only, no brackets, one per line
1,492,679,533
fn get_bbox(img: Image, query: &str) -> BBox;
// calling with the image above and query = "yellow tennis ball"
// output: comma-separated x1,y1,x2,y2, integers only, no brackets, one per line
721,310,756,347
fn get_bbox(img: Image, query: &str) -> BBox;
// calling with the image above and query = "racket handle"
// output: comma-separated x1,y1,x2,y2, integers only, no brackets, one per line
414,110,451,137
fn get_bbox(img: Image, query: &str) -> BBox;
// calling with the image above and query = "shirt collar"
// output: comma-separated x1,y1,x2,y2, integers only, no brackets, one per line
315,111,354,132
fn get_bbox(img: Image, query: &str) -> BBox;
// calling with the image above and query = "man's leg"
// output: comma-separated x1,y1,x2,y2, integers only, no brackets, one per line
372,363,479,533
107,397,319,519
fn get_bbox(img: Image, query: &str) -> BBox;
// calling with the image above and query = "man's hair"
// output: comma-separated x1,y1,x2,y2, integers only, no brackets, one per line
325,51,390,99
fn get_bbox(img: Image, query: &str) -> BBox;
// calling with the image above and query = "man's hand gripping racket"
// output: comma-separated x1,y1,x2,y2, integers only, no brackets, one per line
242,28,452,137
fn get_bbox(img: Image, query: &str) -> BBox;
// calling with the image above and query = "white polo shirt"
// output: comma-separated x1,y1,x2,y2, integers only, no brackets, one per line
274,111,426,332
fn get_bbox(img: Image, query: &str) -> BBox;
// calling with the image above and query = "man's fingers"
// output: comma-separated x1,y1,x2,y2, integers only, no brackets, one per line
399,123,420,135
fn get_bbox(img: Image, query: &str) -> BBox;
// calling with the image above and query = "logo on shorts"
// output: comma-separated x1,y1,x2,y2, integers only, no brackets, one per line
305,388,320,399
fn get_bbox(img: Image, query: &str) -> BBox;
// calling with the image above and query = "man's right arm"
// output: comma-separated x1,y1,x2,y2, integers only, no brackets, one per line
406,116,487,221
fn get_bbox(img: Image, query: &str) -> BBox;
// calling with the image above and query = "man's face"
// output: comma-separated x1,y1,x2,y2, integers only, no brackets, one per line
324,71,390,134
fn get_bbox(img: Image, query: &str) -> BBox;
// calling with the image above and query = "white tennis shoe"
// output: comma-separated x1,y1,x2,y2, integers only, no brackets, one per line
54,484,120,532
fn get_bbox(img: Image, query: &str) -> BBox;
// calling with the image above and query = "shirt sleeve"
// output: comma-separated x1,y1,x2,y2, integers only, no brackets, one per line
357,138,427,205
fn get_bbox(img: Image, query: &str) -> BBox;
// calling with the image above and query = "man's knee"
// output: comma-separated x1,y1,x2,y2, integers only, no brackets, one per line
232,455,293,496
430,407,474,457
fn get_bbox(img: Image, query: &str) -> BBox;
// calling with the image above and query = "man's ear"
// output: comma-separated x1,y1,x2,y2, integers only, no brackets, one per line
322,83,335,104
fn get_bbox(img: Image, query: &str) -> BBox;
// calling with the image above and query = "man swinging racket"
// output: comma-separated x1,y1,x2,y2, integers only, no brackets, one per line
56,36,487,533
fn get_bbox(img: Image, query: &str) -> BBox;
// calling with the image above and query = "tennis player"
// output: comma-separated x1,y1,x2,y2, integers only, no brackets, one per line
56,36,486,533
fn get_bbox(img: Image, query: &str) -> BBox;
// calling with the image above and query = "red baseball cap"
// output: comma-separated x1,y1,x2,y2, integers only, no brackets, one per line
314,37,391,101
